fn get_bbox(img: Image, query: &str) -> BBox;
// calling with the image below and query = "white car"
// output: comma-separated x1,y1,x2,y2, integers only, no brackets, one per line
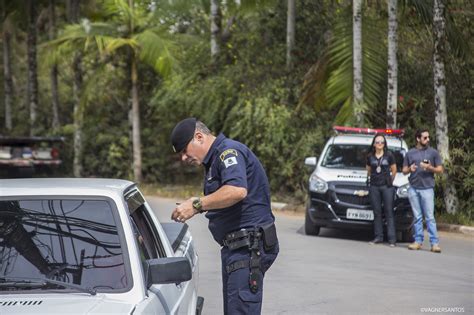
304,127,414,241
0,178,203,314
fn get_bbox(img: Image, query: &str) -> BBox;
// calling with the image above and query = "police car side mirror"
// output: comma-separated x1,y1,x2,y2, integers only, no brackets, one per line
305,157,317,167
146,257,192,286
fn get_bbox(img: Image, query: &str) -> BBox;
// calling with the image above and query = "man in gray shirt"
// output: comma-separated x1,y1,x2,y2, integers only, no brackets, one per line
403,129,443,253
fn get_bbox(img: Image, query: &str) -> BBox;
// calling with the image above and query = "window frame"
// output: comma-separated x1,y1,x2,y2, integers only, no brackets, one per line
125,190,167,259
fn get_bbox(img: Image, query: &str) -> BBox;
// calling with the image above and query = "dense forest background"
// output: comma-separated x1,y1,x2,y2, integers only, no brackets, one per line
0,0,472,222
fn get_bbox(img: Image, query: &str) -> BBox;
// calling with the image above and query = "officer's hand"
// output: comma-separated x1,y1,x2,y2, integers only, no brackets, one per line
171,198,197,223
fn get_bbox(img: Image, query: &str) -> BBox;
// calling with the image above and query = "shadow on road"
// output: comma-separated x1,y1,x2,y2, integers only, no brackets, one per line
296,225,416,247
297,225,375,242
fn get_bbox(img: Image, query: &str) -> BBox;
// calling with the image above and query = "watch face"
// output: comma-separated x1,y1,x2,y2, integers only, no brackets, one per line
193,199,202,210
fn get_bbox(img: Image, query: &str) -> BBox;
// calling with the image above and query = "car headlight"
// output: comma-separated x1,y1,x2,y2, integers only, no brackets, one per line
396,184,410,198
309,174,328,193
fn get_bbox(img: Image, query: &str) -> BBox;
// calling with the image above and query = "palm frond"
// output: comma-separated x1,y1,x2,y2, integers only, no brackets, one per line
155,0,202,13
299,6,386,126
401,0,470,59
105,37,138,54
134,28,177,77
98,0,134,24
234,0,276,13
334,98,353,125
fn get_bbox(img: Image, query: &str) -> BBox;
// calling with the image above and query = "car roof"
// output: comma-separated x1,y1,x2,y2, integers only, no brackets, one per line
330,134,407,148
0,178,136,198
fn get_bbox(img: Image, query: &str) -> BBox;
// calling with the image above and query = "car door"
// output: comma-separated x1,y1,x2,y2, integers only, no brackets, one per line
125,190,198,315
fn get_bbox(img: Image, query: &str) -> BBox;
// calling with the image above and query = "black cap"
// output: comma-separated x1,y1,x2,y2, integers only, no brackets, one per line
171,117,197,153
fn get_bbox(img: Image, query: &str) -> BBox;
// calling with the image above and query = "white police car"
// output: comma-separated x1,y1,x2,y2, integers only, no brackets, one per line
0,178,203,314
304,127,413,241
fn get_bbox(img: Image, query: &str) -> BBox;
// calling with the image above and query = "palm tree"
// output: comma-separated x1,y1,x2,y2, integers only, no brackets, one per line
386,0,398,128
286,0,295,71
353,0,364,125
2,0,14,131
49,0,175,182
299,4,386,125
210,0,221,61
27,0,39,136
433,0,458,214
49,0,60,129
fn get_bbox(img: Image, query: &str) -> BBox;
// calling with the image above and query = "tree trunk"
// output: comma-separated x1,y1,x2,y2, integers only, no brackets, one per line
210,0,221,61
353,0,364,125
128,0,142,183
27,0,39,136
286,0,295,71
130,57,142,183
72,53,83,178
49,0,60,129
70,0,83,177
2,4,13,131
433,0,458,214
386,0,398,129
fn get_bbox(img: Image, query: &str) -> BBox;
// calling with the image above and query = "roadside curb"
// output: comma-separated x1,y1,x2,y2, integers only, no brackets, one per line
271,202,474,237
437,223,474,237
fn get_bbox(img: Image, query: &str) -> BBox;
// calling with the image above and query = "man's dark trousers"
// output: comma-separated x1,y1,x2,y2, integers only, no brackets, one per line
221,241,279,314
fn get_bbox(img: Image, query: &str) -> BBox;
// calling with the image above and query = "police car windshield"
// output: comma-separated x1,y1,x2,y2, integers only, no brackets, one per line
0,199,129,293
321,144,404,170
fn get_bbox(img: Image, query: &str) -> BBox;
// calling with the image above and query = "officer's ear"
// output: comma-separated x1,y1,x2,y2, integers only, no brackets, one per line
194,131,204,144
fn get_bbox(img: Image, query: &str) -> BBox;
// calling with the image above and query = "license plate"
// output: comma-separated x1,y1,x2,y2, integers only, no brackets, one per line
346,209,374,221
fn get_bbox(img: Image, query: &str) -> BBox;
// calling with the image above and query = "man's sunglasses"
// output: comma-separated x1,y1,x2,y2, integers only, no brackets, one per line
422,136,430,140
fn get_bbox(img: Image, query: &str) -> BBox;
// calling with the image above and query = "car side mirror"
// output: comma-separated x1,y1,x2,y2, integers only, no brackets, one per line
146,257,192,286
305,157,317,167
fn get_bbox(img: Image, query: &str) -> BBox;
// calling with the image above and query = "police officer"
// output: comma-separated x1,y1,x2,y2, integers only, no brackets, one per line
170,118,279,314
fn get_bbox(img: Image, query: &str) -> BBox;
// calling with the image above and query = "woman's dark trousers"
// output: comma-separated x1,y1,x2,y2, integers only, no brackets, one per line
369,185,396,243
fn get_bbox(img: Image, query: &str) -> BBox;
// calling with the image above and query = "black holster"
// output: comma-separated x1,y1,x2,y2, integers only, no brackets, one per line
222,223,278,294
260,222,278,251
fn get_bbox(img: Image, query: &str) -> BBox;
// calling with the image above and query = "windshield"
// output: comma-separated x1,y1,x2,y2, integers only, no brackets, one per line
321,144,405,171
0,199,129,293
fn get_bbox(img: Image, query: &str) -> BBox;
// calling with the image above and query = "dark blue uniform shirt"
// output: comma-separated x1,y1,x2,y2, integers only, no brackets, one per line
202,134,275,244
366,151,395,186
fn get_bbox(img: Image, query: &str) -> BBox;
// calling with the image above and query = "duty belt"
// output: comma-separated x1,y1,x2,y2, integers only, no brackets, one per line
222,227,263,294
222,228,261,250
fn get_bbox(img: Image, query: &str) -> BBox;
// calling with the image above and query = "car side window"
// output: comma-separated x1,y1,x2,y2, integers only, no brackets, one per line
130,217,151,262
126,191,167,258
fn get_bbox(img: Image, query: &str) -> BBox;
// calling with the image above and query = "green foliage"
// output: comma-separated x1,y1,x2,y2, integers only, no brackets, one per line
0,0,472,219
301,4,387,126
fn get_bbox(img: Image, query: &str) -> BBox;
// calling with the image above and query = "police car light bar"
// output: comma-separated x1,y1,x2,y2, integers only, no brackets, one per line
333,126,404,136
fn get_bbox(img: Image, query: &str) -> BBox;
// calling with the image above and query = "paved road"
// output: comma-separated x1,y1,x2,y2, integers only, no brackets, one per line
147,196,474,315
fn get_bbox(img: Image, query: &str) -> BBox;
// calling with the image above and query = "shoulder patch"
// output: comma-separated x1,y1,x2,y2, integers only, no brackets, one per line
220,149,238,161
223,156,238,168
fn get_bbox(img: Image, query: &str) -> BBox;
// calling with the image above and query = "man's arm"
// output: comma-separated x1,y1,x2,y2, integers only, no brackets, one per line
421,162,443,174
201,185,247,210
171,185,247,222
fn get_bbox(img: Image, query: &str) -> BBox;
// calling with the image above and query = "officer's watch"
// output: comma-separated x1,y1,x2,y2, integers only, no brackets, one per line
192,198,204,214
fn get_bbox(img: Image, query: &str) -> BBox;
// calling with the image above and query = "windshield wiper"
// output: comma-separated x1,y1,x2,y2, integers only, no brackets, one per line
0,276,96,295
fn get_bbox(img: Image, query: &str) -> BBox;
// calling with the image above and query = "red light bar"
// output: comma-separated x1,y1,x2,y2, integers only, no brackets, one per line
333,126,404,136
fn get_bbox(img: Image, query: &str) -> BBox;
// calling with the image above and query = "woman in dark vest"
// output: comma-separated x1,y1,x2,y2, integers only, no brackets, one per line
366,133,397,247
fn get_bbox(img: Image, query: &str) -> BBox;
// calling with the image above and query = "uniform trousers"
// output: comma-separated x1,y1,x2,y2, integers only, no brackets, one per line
220,240,279,314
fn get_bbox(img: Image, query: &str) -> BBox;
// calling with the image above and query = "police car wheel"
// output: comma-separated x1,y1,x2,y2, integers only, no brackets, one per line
305,210,320,236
